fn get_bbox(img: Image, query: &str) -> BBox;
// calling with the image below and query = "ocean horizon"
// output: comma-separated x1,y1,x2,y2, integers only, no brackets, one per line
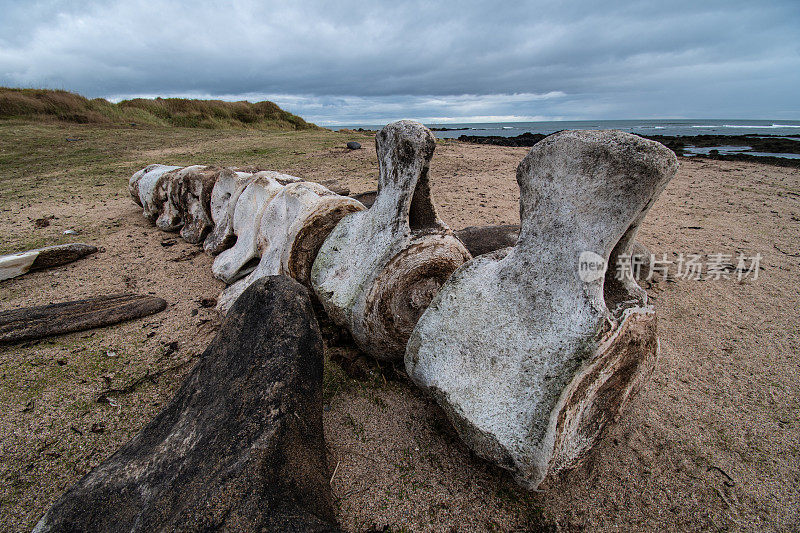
328,119,800,138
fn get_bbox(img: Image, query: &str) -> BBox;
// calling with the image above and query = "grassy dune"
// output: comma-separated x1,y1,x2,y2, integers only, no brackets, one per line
0,87,318,130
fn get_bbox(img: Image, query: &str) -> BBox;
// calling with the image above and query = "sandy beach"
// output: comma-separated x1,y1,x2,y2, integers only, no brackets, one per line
1,125,798,531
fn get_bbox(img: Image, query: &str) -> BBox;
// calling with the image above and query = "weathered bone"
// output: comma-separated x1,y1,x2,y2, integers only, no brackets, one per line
172,165,225,244
406,130,678,489
32,277,338,531
311,120,471,360
210,172,296,283
203,170,254,255
134,164,182,222
217,181,365,313
154,166,191,232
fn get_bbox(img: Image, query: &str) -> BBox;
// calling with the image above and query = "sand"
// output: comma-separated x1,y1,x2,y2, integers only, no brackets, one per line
1,134,799,531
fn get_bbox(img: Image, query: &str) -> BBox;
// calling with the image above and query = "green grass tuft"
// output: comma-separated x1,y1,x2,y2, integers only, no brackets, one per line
0,87,318,130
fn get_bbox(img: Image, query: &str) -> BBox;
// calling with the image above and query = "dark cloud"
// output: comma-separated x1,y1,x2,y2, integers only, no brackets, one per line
1,0,798,124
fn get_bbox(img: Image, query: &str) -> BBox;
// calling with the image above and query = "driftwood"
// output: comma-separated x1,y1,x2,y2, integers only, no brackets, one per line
312,121,471,360
0,243,97,282
407,130,678,489
0,294,167,344
33,276,339,532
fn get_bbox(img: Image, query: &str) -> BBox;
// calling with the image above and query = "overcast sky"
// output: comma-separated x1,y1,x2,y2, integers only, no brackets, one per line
1,0,798,125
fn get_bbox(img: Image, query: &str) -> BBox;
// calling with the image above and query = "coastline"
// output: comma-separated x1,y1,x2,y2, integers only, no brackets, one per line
456,132,800,167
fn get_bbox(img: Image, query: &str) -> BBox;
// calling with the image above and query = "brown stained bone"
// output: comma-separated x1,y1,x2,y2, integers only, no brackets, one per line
0,243,97,282
287,201,366,286
362,235,471,357
174,166,225,244
0,294,167,344
32,276,339,532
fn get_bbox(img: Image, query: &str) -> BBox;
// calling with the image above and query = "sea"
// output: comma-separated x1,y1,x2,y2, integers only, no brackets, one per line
328,119,800,160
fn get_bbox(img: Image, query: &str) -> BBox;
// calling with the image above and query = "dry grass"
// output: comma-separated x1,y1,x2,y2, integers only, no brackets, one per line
0,87,317,130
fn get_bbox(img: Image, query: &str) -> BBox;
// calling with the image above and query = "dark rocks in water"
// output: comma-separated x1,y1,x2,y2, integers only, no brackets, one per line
346,141,362,150
458,131,547,147
645,134,800,155
34,276,339,533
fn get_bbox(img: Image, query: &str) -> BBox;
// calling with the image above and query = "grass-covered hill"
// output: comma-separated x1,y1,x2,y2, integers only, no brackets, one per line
0,87,318,130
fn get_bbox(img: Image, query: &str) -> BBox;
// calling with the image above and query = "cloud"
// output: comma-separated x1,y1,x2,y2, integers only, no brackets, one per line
1,0,798,123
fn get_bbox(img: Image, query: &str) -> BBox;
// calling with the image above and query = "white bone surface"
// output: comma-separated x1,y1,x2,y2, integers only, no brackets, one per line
210,172,298,283
204,171,254,255
405,130,678,489
135,165,182,222
216,181,364,313
311,120,470,360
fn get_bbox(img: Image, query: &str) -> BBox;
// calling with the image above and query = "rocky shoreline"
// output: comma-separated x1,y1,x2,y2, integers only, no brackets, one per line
457,132,800,167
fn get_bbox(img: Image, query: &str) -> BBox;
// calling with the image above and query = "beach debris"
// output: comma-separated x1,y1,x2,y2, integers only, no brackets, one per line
406,130,678,489
217,181,364,313
62,229,78,235
33,216,54,228
0,294,167,344
203,169,254,254
211,172,296,283
312,120,470,360
346,141,361,150
0,243,97,281
33,276,339,532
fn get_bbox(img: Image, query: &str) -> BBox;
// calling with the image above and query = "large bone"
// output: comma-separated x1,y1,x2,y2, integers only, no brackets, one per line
217,181,365,313
311,120,471,360
133,164,182,222
210,172,298,283
405,130,678,489
33,277,339,532
203,170,254,255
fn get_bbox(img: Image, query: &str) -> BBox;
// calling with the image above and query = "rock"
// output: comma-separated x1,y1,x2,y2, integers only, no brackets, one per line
0,294,166,344
33,276,339,532
0,243,97,282
203,170,254,255
211,172,299,284
406,130,678,489
217,182,364,313
312,120,471,360
346,141,361,150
